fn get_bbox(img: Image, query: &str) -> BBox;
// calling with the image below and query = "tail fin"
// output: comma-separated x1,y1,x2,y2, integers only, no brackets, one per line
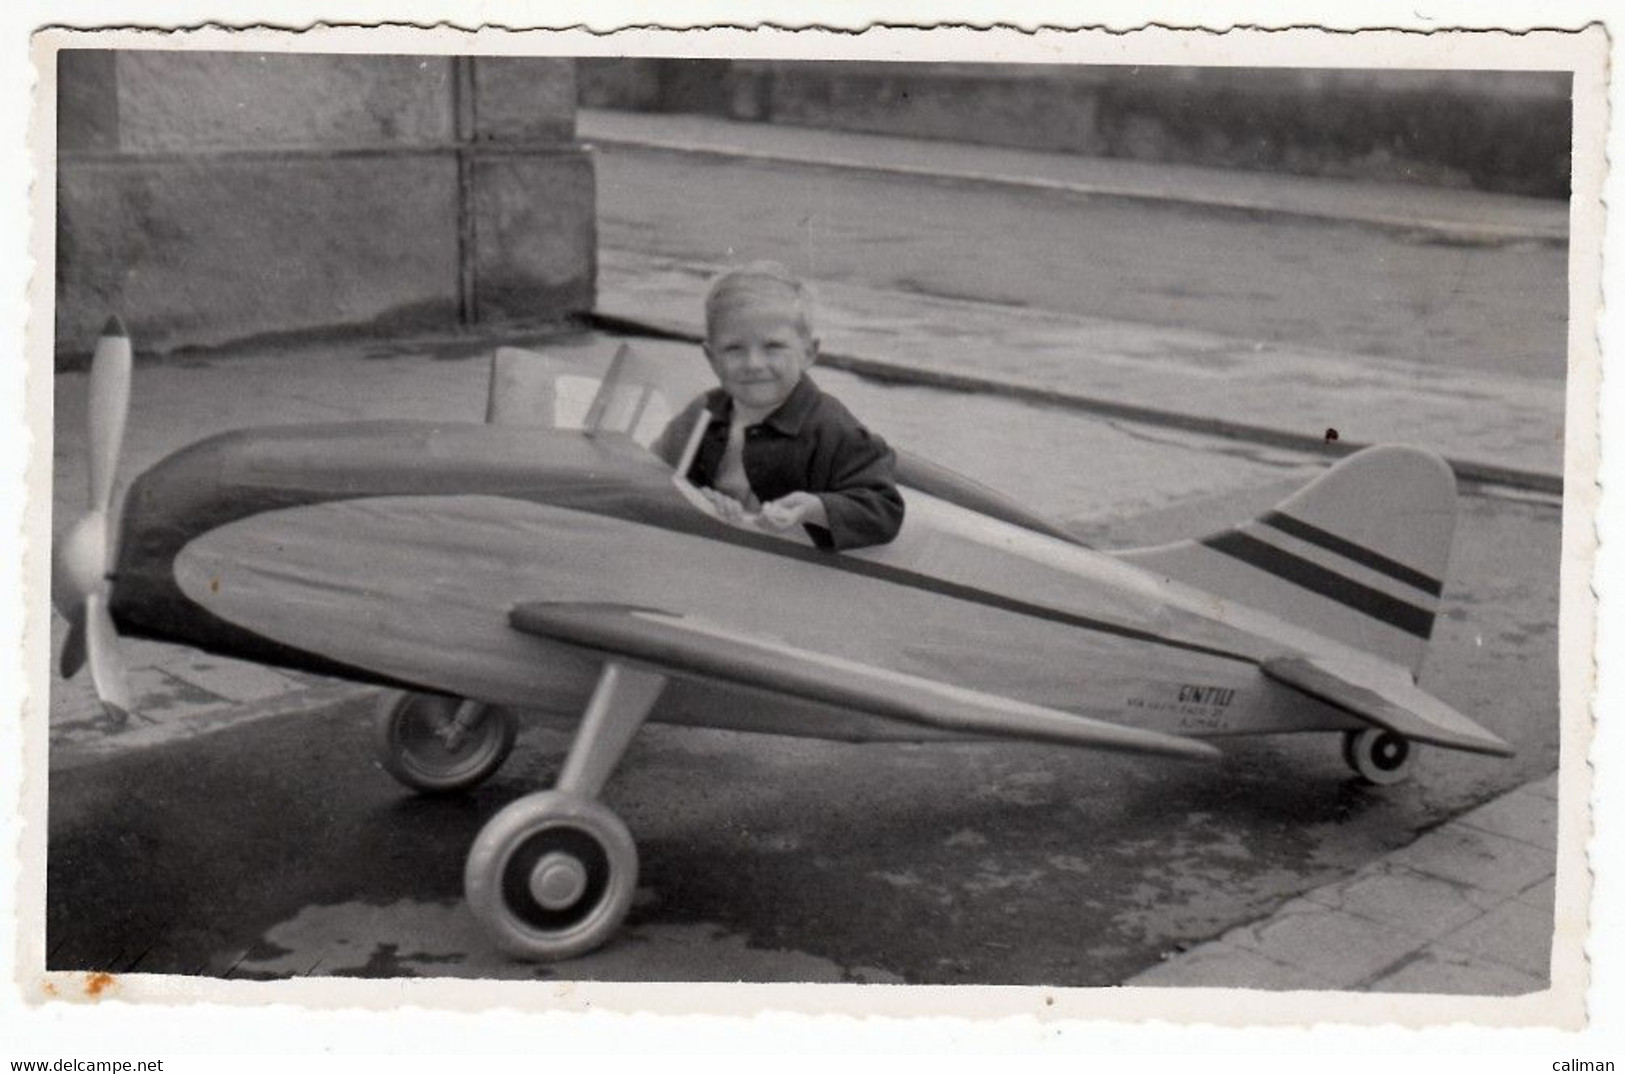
1116,446,1456,675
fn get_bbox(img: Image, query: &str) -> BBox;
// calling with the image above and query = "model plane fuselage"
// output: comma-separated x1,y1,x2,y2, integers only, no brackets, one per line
110,419,1360,745
67,368,1507,961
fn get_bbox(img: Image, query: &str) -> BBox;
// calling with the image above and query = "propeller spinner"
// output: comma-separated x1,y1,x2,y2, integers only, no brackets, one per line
52,316,134,724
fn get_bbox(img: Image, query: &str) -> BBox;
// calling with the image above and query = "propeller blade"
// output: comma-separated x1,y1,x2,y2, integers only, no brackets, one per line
87,316,132,515
53,317,132,702
59,604,88,679
84,593,131,726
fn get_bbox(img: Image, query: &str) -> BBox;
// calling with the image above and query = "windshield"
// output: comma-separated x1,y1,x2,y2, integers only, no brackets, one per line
489,342,710,456
551,372,675,448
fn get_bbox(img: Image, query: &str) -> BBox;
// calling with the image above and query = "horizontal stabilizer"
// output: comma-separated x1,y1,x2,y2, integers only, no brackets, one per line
1263,654,1512,757
511,602,1220,764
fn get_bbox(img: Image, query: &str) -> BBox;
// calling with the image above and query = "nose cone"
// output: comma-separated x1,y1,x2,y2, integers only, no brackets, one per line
52,510,109,615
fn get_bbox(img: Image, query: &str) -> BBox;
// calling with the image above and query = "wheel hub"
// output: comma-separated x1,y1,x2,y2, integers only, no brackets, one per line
529,852,589,910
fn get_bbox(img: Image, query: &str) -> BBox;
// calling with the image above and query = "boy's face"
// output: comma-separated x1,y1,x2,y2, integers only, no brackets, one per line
704,296,817,415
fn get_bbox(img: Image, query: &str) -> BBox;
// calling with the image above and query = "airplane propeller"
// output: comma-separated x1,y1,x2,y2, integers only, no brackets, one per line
51,316,133,724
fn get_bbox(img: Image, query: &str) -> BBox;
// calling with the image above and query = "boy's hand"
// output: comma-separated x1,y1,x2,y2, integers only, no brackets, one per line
758,492,828,533
699,486,748,524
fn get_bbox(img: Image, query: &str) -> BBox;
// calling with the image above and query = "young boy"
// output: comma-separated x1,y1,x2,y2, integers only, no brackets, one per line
652,262,904,551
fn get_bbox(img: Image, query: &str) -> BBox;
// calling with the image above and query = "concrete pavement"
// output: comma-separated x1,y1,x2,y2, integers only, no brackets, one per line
579,108,1570,245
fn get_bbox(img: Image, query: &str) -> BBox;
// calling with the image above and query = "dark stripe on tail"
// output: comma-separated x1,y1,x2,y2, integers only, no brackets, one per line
1262,511,1444,597
1202,531,1436,639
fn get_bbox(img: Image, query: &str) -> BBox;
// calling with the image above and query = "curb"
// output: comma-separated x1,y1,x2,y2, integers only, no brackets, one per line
588,310,1565,498
584,135,1569,248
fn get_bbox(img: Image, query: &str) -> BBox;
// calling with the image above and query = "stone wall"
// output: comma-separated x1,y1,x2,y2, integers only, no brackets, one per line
56,51,595,358
578,59,1571,198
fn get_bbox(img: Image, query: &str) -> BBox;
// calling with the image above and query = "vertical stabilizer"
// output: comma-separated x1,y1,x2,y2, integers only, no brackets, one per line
1115,446,1457,675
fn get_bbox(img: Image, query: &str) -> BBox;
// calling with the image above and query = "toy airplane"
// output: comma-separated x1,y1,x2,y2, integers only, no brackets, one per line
53,320,1511,961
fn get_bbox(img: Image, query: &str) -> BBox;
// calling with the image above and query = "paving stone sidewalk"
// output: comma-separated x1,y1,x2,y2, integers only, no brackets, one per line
1128,771,1562,994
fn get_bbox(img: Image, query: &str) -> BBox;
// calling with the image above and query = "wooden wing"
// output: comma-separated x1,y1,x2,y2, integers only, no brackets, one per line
509,601,1221,763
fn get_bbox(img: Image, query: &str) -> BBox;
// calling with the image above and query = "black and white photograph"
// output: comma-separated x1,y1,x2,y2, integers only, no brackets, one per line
20,21,1607,1034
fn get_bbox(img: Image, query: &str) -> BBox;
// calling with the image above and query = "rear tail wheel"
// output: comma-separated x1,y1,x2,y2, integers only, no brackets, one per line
1343,728,1415,786
374,691,516,794
465,791,638,960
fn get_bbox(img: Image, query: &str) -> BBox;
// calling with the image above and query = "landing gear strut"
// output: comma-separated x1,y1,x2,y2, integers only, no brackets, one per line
464,660,666,960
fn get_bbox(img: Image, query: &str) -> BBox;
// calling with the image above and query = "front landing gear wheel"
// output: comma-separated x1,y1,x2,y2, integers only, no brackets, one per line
1343,728,1416,785
465,791,638,960
374,692,516,794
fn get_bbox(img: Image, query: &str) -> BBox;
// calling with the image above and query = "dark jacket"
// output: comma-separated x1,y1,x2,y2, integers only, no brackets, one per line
653,375,905,551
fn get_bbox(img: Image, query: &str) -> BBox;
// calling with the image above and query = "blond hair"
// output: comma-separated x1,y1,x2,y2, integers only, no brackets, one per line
704,261,814,339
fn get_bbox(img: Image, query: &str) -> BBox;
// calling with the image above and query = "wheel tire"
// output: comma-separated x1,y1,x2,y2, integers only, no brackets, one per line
1343,728,1415,786
465,791,638,961
374,691,516,794
1341,729,1359,771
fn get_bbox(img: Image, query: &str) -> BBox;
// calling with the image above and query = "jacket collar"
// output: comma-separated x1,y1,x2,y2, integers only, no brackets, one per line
702,374,820,435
